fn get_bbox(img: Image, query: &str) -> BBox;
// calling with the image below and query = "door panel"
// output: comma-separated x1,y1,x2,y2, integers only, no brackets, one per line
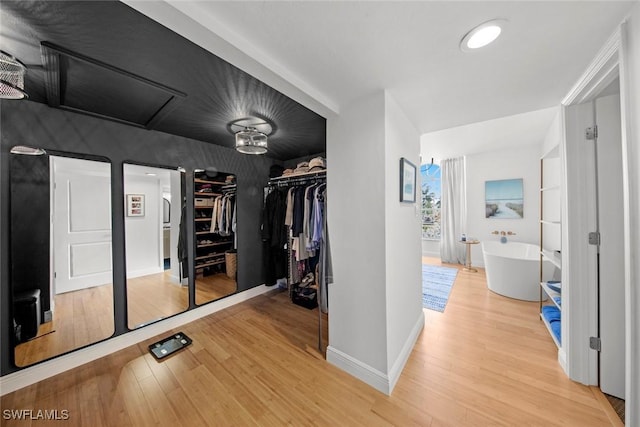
596,93,625,399
53,156,112,294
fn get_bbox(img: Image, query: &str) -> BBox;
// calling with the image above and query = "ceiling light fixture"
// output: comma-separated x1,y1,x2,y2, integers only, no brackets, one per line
0,51,28,99
460,19,506,52
10,145,46,155
235,127,268,155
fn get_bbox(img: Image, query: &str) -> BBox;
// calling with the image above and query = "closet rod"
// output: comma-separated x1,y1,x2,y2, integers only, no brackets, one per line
267,175,326,188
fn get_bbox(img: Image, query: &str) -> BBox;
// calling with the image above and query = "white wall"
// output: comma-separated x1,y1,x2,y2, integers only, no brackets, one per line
326,90,423,394
383,92,424,387
327,91,389,375
621,4,640,425
123,172,163,278
465,144,541,267
422,239,440,257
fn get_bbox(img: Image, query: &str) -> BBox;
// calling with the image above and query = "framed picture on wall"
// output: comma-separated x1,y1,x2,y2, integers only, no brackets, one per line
400,157,417,203
126,194,145,217
485,178,523,218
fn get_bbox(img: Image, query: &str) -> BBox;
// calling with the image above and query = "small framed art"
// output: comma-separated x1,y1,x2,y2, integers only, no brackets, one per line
399,157,417,203
126,194,145,217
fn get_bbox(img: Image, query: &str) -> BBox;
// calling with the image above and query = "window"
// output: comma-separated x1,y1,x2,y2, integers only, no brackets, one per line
421,163,441,240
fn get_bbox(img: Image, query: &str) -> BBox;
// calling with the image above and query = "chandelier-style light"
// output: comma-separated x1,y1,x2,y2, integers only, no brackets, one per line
235,127,268,155
0,51,28,99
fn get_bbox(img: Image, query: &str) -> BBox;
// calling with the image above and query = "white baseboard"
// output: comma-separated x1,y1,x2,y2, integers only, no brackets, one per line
388,311,425,393
558,348,568,375
326,311,425,395
326,346,390,395
0,284,273,396
126,266,164,279
421,250,440,258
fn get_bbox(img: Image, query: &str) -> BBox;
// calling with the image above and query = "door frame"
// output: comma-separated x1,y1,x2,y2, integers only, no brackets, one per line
562,23,635,422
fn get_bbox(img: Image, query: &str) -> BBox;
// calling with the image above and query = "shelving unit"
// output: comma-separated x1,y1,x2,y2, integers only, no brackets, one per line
193,176,235,276
539,143,562,348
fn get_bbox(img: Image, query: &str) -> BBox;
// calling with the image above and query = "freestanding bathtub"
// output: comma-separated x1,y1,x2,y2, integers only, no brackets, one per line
481,241,543,301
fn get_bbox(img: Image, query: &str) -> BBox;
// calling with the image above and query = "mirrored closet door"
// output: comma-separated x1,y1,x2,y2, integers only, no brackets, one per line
11,150,115,367
123,163,187,329
193,168,237,305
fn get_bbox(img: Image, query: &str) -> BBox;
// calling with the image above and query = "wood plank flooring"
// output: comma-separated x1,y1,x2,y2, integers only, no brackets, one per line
2,259,617,426
14,271,236,367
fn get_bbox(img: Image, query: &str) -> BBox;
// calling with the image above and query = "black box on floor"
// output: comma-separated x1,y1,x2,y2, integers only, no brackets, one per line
14,288,41,342
292,288,317,310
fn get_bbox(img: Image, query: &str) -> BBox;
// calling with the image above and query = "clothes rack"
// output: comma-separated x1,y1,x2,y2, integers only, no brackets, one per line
266,169,327,352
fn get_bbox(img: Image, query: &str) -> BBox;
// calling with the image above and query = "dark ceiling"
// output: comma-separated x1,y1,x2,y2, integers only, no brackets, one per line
0,0,326,161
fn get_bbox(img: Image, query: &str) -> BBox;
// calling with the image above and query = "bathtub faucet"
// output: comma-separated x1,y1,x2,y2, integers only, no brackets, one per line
491,230,516,236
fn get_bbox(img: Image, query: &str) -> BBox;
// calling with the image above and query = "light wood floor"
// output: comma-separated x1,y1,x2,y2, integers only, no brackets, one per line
14,272,236,367
3,259,621,426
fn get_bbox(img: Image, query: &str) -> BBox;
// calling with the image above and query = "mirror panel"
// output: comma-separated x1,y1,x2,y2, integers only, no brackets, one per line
12,151,115,367
124,163,188,329
194,169,237,305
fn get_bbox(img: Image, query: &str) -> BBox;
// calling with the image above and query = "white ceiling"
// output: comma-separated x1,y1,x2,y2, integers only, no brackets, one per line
420,106,558,161
128,0,636,157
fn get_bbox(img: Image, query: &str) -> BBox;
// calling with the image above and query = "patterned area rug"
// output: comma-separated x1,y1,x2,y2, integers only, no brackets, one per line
422,264,458,312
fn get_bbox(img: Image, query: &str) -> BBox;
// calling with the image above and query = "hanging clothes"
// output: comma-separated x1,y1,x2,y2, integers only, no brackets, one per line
177,201,189,280
261,188,288,286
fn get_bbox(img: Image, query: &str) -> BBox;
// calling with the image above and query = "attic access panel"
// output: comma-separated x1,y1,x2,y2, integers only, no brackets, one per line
40,42,185,129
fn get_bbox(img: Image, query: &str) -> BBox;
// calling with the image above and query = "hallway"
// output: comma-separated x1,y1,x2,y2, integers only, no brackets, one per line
1,261,621,426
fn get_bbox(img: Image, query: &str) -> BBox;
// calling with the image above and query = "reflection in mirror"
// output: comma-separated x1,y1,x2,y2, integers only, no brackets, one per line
194,169,237,305
11,151,115,367
123,164,187,329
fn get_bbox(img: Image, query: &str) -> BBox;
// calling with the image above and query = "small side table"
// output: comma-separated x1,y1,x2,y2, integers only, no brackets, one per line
460,240,480,272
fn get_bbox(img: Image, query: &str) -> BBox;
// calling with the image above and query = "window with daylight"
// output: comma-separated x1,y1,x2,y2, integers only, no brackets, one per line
421,163,441,240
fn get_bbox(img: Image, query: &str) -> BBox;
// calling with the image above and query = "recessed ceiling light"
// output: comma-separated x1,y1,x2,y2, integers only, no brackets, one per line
460,19,506,52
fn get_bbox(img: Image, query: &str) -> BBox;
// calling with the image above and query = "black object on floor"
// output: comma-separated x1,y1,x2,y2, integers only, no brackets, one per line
14,289,41,343
149,332,192,360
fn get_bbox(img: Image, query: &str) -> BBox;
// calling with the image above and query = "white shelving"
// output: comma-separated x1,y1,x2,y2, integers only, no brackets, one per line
541,249,562,269
540,312,562,349
540,142,562,349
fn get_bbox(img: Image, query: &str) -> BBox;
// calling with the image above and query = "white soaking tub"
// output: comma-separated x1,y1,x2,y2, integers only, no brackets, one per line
481,241,542,301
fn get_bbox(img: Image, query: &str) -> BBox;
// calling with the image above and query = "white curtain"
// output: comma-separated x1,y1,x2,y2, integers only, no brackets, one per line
439,157,467,264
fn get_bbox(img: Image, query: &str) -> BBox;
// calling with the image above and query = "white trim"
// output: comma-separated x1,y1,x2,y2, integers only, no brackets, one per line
558,348,567,373
326,346,390,395
125,266,164,280
0,285,274,396
562,28,621,105
387,311,424,393
619,18,639,427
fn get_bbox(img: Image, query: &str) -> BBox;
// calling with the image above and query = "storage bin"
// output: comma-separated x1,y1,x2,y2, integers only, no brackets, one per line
14,288,41,342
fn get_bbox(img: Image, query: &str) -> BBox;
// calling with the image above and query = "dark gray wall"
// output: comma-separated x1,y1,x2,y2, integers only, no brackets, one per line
0,99,274,375
10,154,50,318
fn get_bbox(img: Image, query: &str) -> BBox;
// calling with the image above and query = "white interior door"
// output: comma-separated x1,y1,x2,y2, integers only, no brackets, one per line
595,93,626,399
53,156,112,294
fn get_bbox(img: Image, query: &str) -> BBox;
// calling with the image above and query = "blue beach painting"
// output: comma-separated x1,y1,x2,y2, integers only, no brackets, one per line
485,178,523,219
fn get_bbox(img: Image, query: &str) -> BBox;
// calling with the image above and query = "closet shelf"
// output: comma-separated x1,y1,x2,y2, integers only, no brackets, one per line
540,249,562,269
269,169,326,183
540,282,561,310
195,218,211,222
196,241,232,249
195,253,226,261
195,206,213,209
194,178,228,185
540,185,561,192
539,313,561,348
195,259,226,269
195,192,222,197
